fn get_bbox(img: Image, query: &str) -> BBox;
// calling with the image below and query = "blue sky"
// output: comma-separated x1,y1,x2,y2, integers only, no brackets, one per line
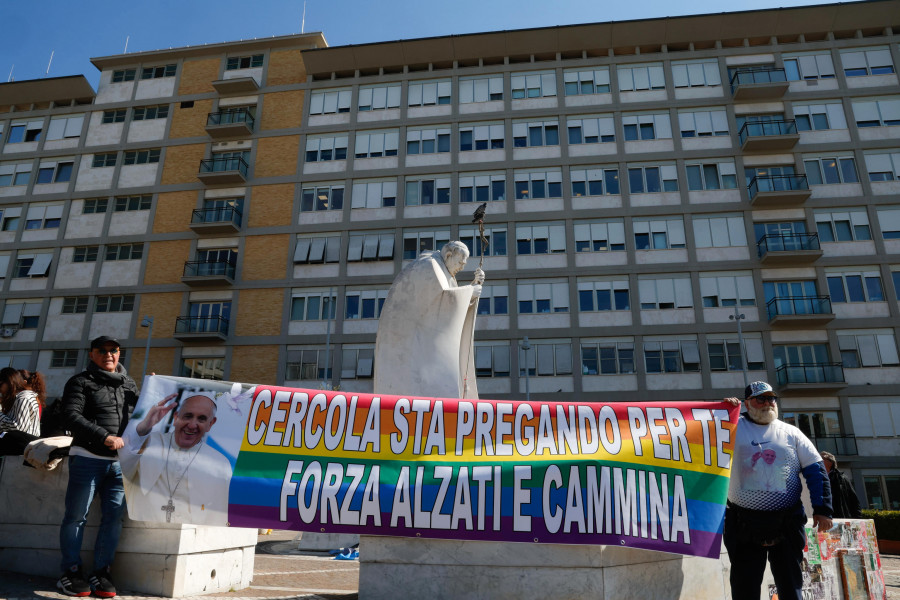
3,0,840,88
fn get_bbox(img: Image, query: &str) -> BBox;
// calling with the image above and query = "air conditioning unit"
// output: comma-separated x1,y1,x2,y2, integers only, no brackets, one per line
0,328,16,338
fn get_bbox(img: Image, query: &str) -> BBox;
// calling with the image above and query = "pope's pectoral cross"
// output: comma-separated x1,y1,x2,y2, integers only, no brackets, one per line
161,499,175,522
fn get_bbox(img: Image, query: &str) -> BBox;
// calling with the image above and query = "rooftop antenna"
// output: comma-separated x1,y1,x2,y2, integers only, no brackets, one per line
124,35,130,53
45,51,54,77
7,65,13,83
301,0,307,33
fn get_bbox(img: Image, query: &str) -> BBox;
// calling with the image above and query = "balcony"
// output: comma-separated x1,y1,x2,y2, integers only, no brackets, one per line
212,77,259,95
809,434,858,456
174,316,229,342
181,260,235,286
747,175,811,207
197,156,248,185
775,363,846,393
730,67,789,100
739,120,799,152
205,108,255,139
767,296,834,326
757,233,822,265
189,206,243,234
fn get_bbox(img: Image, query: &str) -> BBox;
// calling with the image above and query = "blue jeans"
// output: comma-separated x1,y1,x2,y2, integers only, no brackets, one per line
59,455,126,572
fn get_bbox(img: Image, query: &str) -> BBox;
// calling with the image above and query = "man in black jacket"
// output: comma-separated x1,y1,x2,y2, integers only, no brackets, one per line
57,336,138,598
821,451,863,518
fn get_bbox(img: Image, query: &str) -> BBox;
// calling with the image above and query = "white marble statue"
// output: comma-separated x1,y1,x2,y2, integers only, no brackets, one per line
374,241,485,400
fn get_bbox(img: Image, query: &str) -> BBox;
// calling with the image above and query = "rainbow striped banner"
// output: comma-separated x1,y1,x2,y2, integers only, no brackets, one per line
227,387,738,559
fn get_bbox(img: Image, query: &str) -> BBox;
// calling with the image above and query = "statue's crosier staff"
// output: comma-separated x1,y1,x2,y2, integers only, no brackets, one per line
472,202,488,267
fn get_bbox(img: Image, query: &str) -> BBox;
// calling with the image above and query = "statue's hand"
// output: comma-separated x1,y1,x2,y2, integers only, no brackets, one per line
472,268,485,286
470,284,482,305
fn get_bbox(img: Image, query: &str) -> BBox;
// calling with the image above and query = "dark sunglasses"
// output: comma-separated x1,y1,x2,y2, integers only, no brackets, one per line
94,348,120,355
751,395,778,404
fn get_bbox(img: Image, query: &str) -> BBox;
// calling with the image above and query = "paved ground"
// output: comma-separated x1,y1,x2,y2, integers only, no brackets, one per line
0,531,897,599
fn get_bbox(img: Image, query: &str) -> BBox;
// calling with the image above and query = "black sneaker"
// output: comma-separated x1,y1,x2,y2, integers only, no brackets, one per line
89,566,117,598
57,566,91,597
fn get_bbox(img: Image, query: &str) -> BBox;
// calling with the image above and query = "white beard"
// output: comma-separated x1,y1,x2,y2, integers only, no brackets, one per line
748,403,778,424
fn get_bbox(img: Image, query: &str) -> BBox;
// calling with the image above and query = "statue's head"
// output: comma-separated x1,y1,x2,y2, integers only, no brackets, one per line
440,241,469,276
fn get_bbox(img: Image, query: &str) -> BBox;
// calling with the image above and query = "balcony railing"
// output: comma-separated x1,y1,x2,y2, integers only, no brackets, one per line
191,206,243,227
775,363,845,386
183,260,236,279
199,156,248,176
175,316,229,336
809,434,858,456
766,296,832,320
748,174,809,197
738,120,799,150
730,67,789,98
757,233,820,257
207,108,255,128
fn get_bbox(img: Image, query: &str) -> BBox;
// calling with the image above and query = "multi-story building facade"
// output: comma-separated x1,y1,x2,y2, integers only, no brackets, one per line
1,1,900,508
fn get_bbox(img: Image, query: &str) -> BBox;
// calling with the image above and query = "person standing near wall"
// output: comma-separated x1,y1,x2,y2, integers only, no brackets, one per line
820,451,862,518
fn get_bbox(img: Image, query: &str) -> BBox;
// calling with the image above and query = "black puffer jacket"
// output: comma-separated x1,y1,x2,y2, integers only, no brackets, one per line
62,362,138,458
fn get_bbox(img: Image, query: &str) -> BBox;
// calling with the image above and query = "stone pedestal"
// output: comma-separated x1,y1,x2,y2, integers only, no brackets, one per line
0,458,257,597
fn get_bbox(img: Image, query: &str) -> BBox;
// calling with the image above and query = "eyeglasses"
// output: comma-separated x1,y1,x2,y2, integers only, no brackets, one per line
94,348,120,356
751,395,778,404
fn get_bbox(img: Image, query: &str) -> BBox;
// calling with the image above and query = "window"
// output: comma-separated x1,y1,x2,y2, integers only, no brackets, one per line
510,71,556,99
708,337,765,371
82,198,109,214
95,295,135,313
290,291,337,321
459,172,505,203
581,340,635,375
893,270,900,298
792,103,845,131
623,113,671,141
863,476,900,510
73,246,98,263
352,180,397,208
563,68,610,95
140,64,176,79
815,210,871,242
617,63,665,91
633,218,686,250
6,120,43,143
111,69,136,83
1,301,40,328
340,347,375,380
804,156,859,185
516,224,565,255
459,75,504,103
181,358,224,381
779,411,841,443
132,105,169,121
476,284,509,315
114,195,152,211
408,80,451,106
827,269,885,303
1,207,21,231
764,280,821,316
354,130,399,158
677,109,729,137
92,153,117,168
293,235,341,264
309,89,352,115
459,225,507,257
35,161,73,184
783,53,836,80
570,167,620,197
344,289,388,320
638,276,693,310
13,252,52,278
301,183,345,212
519,341,572,376
24,204,62,230
406,127,451,154
628,164,678,193
105,244,143,261
567,115,615,145
226,54,263,70
358,84,401,111
46,115,84,140
838,331,900,368
285,349,331,380
671,60,721,87
348,232,396,262
404,176,448,206
573,220,625,253
61,297,89,314
699,272,756,307
577,278,629,312
401,229,449,260
514,169,563,199
746,165,797,187
102,109,127,124
753,220,807,246
459,122,504,151
686,161,737,190
517,281,569,314
840,47,894,77
474,343,511,378
51,350,79,368
878,208,900,239
644,339,700,373
512,120,559,147
853,98,900,128
0,162,32,186
305,135,349,162
123,149,160,165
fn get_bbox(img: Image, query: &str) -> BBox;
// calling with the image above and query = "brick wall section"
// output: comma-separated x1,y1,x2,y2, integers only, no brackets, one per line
129,347,177,381
242,234,288,281
178,58,220,95
235,289,284,336
153,190,198,233
249,184,295,228
267,49,306,86
160,144,205,185
261,90,304,130
144,240,192,285
254,135,299,178
168,98,213,139
134,292,184,339
230,345,279,385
